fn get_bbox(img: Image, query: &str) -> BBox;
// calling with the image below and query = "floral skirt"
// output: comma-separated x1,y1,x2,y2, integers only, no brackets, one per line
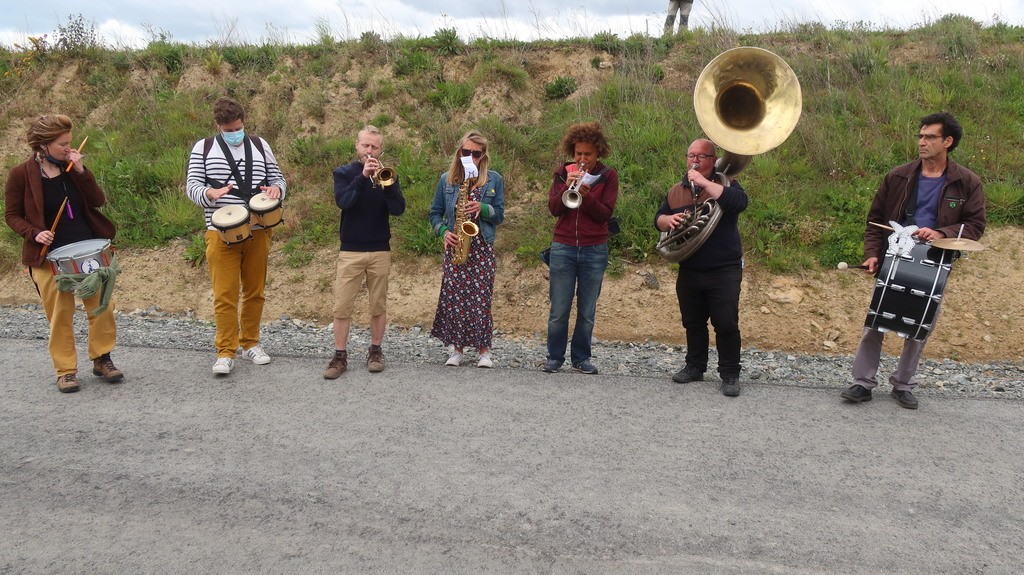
430,236,496,349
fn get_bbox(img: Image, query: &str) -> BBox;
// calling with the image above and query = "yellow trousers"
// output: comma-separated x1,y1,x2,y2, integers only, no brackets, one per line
205,229,272,358
29,264,117,377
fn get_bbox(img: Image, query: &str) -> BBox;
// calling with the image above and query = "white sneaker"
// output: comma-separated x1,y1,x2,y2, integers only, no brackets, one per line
243,345,271,365
445,350,464,367
212,357,234,375
477,352,493,368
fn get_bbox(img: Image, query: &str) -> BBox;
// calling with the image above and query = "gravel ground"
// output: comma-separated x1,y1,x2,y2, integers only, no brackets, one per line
2,304,1022,399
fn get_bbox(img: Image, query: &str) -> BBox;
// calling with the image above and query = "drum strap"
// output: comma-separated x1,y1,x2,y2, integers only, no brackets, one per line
903,173,920,225
203,135,269,200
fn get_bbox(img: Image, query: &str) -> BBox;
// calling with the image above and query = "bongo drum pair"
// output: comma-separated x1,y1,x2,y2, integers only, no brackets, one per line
211,192,284,244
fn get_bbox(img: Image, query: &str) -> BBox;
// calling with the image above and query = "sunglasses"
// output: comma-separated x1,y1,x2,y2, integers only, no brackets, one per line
460,148,483,159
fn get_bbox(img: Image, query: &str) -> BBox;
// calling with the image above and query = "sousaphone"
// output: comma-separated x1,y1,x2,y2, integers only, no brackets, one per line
657,47,802,263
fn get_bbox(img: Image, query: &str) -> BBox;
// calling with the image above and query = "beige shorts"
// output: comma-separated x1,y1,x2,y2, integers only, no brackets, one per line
332,251,391,319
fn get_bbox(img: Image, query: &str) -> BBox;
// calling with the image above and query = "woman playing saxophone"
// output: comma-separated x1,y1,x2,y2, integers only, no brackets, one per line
428,130,505,368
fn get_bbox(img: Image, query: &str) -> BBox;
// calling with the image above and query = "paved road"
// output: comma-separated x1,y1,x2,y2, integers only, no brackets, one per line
2,339,1021,574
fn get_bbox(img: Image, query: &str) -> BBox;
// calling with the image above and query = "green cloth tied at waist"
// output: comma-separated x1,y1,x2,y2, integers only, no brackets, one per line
54,252,120,317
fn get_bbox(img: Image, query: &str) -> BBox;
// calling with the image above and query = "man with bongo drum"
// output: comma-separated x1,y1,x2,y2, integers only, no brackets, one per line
186,97,287,376
841,112,986,409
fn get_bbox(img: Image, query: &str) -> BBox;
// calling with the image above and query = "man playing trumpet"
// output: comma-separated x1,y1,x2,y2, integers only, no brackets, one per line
323,125,405,379
655,138,748,397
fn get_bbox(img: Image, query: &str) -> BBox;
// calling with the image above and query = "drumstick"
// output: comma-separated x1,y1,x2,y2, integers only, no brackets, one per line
38,197,68,258
869,221,894,232
65,135,88,172
837,262,869,270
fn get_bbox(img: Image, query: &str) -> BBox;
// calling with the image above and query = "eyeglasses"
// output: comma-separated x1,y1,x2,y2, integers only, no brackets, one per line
916,134,943,141
685,153,714,161
460,148,483,159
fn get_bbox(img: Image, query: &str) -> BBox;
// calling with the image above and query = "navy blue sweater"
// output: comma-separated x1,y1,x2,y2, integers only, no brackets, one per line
333,161,406,252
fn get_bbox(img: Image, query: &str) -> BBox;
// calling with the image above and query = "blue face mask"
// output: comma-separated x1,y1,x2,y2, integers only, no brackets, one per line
222,130,245,146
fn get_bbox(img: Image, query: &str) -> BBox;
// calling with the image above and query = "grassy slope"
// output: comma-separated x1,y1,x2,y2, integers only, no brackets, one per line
1,17,1022,273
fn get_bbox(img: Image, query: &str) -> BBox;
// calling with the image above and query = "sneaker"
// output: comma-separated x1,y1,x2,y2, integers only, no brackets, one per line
56,373,80,393
841,384,873,403
323,350,348,379
891,389,919,410
445,350,464,367
720,376,741,397
212,357,234,375
477,352,493,368
242,345,271,365
367,345,385,373
572,360,599,375
92,353,124,383
672,365,703,384
542,359,562,373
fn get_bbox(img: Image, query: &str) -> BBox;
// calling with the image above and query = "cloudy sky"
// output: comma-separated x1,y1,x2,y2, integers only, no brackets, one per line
1,0,1021,48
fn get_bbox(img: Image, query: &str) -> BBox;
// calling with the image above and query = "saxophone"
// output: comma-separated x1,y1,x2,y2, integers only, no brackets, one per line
452,177,480,265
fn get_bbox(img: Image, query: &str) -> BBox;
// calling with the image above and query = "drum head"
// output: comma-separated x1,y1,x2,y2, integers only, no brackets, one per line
211,205,249,229
46,238,112,260
249,192,280,212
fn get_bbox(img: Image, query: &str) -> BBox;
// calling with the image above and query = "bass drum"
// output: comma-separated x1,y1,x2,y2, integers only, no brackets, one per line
864,242,955,341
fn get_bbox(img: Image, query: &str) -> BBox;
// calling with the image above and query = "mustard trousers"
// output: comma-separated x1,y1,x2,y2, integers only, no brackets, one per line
29,264,117,377
205,229,272,358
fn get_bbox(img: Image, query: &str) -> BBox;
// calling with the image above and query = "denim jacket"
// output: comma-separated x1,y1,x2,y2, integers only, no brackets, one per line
428,170,505,244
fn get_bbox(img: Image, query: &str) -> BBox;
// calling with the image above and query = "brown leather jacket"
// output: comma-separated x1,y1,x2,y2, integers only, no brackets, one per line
4,155,116,267
864,157,986,261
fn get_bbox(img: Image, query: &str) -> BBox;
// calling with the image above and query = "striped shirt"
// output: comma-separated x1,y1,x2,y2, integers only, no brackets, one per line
185,136,287,230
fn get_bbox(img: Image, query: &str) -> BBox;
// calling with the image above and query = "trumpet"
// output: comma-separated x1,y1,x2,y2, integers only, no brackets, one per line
562,162,587,208
366,155,397,188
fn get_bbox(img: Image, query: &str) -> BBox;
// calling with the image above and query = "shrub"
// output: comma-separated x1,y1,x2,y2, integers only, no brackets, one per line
544,76,578,100
431,28,464,56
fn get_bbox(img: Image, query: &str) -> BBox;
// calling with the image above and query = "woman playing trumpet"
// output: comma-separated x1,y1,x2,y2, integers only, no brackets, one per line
543,121,619,375
428,130,505,368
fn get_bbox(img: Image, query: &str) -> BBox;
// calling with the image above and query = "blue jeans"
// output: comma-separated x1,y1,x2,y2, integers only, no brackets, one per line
546,242,608,366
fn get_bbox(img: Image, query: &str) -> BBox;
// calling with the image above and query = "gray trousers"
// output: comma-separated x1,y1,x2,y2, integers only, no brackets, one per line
664,0,694,33
851,327,928,391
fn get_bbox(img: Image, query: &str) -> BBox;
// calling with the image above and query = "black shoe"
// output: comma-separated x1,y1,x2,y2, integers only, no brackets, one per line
542,359,562,373
572,360,599,375
720,377,740,397
891,389,919,410
841,384,873,402
672,365,704,384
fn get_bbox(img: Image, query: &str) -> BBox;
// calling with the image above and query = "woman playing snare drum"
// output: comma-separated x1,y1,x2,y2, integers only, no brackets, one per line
3,114,124,393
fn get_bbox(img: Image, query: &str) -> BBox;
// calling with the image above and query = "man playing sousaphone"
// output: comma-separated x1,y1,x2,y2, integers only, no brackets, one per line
655,138,748,397
842,112,986,410
186,97,287,376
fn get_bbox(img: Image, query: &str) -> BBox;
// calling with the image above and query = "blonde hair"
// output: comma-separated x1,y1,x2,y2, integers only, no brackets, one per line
26,114,73,152
446,130,490,189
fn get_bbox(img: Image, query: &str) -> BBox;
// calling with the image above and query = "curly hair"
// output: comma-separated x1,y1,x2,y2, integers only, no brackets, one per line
26,114,73,151
560,121,611,159
213,97,246,125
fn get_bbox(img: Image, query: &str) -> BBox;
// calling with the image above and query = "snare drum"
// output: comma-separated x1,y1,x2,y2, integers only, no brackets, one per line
46,239,113,276
864,242,955,341
211,205,252,244
248,192,284,228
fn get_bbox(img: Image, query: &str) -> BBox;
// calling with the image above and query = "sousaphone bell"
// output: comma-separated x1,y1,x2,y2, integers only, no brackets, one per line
657,47,802,262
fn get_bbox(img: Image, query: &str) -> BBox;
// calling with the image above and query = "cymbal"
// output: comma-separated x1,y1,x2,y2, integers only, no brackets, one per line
931,237,985,252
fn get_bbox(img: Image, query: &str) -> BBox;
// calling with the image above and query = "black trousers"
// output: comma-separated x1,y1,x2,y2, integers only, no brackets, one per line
675,265,742,377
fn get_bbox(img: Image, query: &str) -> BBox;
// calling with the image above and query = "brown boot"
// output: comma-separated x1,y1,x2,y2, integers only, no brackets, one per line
92,353,124,383
323,350,348,379
367,345,385,373
57,373,80,393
